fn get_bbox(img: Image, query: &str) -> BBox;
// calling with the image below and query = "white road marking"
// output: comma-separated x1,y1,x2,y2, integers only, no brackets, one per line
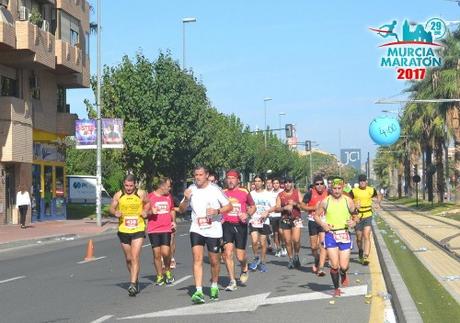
0,275,26,284
179,233,188,237
90,315,114,323
142,244,151,248
167,275,192,287
77,256,107,264
119,285,368,319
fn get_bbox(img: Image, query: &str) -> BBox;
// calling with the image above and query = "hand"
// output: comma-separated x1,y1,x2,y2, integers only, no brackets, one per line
322,223,332,232
284,204,293,212
151,206,159,214
115,211,122,218
374,203,381,210
171,222,177,230
184,189,192,200
141,211,148,219
239,212,248,222
206,207,219,216
347,219,356,228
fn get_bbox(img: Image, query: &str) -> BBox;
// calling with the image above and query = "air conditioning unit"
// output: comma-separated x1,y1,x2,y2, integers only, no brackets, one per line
19,6,29,21
41,20,49,31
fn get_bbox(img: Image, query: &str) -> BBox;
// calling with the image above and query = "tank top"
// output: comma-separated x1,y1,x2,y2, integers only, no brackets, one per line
279,189,301,219
324,195,351,230
351,186,375,219
307,189,328,221
118,190,145,233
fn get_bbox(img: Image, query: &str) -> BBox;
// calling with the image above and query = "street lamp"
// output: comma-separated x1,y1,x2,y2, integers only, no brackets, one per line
264,97,272,147
182,17,197,69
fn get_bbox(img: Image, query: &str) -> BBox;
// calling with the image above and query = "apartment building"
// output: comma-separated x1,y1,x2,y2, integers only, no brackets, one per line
0,0,90,224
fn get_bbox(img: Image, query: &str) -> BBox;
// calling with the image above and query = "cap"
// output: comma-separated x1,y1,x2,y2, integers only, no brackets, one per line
226,169,241,179
358,174,367,182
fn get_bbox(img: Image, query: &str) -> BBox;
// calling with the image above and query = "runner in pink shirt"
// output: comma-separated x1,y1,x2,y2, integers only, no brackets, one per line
147,176,176,286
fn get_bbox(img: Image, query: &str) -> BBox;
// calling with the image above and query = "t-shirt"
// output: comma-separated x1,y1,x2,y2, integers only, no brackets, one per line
250,190,273,227
187,183,230,238
222,187,255,224
146,192,174,233
268,189,282,218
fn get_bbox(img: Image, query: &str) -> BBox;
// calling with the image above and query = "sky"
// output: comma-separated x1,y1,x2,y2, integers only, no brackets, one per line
68,0,460,159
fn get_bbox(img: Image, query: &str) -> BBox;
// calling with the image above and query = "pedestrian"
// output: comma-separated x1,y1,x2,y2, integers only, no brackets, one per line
179,165,233,304
109,174,150,297
16,184,31,229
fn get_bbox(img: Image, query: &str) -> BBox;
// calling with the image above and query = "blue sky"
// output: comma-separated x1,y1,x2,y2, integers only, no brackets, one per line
68,0,460,158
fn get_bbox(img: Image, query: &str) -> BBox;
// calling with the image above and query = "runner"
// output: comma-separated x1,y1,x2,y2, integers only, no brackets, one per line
248,175,275,273
265,178,274,253
350,174,382,265
179,165,233,304
315,177,357,297
268,177,285,257
302,175,328,276
276,177,305,269
146,176,176,286
222,169,256,290
110,174,150,297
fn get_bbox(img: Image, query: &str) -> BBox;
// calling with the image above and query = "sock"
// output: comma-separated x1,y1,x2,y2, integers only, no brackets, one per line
358,249,363,258
330,268,340,289
211,282,218,288
314,255,320,267
196,286,202,292
340,268,348,279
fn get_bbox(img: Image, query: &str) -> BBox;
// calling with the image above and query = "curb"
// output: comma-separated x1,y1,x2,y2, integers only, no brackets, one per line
372,218,423,323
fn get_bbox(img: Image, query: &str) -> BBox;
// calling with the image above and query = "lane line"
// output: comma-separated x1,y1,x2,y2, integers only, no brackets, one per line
90,315,114,323
167,275,192,287
77,256,107,264
0,275,26,284
142,244,151,248
179,233,188,237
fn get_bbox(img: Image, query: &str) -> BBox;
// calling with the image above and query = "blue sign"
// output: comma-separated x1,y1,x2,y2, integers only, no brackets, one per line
340,149,361,170
369,116,401,146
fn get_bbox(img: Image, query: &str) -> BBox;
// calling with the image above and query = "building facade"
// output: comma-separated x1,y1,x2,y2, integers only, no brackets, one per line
0,0,89,224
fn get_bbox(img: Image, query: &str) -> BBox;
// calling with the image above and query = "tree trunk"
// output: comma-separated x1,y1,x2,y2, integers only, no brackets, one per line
426,145,434,202
404,155,412,196
435,137,445,203
446,105,460,204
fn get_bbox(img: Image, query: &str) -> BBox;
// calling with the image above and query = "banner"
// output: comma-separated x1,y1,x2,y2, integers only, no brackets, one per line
75,119,124,149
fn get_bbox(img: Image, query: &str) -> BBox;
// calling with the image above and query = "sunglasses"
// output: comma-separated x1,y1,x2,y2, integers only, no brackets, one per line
314,182,324,186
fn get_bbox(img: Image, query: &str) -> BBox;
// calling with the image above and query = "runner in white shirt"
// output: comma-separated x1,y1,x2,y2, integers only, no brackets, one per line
179,165,233,304
248,175,276,273
268,178,285,257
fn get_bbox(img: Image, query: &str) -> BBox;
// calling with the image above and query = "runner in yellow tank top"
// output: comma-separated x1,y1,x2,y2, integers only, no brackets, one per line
315,177,357,297
110,174,150,297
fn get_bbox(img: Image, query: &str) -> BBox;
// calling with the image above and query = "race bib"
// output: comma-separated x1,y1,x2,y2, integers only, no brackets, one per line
155,201,169,214
197,216,212,229
333,230,350,243
294,218,303,228
124,216,139,229
250,214,264,228
228,202,241,217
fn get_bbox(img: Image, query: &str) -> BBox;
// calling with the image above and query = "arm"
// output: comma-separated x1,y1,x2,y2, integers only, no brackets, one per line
345,196,357,227
314,200,330,231
141,191,150,219
275,195,282,212
297,191,307,210
109,191,122,218
178,188,192,214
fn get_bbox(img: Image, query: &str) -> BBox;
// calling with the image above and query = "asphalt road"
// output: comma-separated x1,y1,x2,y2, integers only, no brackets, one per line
0,217,371,323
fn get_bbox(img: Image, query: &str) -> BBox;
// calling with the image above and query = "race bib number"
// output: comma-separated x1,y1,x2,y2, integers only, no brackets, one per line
197,216,212,229
333,230,350,243
124,216,139,229
228,202,241,217
155,201,169,214
294,218,303,228
250,214,264,228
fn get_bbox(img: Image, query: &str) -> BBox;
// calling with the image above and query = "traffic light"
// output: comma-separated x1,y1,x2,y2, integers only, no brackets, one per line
285,124,293,138
305,140,311,151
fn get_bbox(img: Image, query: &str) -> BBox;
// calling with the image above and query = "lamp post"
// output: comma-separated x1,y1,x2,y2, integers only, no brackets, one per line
182,17,196,70
95,0,102,227
278,112,286,140
264,97,272,147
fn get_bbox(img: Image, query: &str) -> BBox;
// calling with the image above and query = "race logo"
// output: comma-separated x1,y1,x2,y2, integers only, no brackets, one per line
370,18,447,80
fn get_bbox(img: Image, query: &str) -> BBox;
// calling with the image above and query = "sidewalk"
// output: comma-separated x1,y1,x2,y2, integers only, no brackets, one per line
380,201,460,304
0,219,118,251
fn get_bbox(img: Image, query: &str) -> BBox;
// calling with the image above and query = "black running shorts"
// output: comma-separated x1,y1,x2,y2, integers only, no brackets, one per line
222,222,248,250
190,231,222,253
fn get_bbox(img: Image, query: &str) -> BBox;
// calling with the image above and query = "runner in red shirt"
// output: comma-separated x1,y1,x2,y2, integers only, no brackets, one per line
147,176,176,286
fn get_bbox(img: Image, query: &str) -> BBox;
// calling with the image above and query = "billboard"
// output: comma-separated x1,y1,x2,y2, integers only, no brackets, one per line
340,149,361,170
75,118,124,149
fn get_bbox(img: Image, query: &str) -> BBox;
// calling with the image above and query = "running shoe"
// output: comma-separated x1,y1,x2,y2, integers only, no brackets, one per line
170,258,176,269
341,273,349,287
128,283,137,297
210,286,219,300
293,255,301,268
287,259,294,269
239,271,249,285
258,263,268,273
358,256,364,264
165,271,175,285
275,249,281,257
191,290,205,304
334,288,342,297
155,274,165,286
362,257,370,266
317,270,326,277
281,248,288,257
248,257,260,271
312,265,318,274
225,279,238,291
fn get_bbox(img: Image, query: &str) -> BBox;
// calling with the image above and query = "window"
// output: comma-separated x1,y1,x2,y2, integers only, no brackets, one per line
59,10,80,46
0,75,17,97
29,73,39,99
57,86,67,112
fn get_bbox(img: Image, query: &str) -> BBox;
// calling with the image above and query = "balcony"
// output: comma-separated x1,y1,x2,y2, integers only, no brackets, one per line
55,39,81,73
56,0,90,31
56,111,77,136
0,97,33,163
55,53,89,88
0,19,15,50
15,21,55,69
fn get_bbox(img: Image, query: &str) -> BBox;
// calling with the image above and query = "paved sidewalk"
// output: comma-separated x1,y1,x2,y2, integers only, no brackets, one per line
0,219,118,250
380,202,460,304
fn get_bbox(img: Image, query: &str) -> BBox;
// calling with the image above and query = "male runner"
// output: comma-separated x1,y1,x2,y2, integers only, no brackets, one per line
146,176,176,285
268,177,285,257
315,177,357,297
222,169,256,290
179,165,232,304
110,174,150,296
350,174,382,265
276,177,305,269
302,175,328,276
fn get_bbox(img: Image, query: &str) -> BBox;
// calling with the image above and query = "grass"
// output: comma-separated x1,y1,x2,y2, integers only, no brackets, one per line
445,213,460,222
387,197,457,214
66,203,111,220
375,214,460,322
